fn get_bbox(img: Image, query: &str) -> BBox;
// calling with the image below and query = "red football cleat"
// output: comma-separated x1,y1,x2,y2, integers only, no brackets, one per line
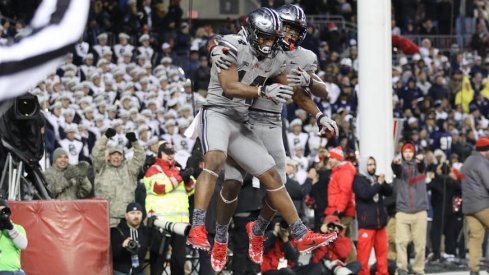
210,241,228,272
246,221,267,264
295,230,337,254
186,225,211,250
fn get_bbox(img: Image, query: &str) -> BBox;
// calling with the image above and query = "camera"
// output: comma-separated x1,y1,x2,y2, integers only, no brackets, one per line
126,239,140,255
0,207,11,217
148,216,191,236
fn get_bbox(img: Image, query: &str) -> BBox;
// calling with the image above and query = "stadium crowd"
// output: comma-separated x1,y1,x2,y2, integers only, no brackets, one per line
3,0,489,274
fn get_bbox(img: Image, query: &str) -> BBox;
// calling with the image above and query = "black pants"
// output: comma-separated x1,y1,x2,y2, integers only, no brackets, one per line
149,231,186,275
314,210,325,232
198,234,214,275
430,212,463,258
230,213,260,275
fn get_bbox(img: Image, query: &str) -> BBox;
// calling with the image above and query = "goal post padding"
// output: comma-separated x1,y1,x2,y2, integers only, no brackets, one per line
9,199,112,275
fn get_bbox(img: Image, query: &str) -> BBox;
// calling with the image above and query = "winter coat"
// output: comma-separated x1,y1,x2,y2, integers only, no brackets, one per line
261,231,299,273
311,233,352,263
45,165,92,200
92,136,145,227
325,162,357,217
428,175,462,217
392,158,428,213
462,151,489,214
352,174,392,229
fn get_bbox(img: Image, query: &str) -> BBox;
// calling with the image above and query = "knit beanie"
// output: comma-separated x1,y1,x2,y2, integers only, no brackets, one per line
476,137,489,152
53,148,67,162
329,146,344,161
401,143,415,154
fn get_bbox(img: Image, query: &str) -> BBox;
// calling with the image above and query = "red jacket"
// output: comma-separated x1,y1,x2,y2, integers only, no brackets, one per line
261,233,299,273
311,234,352,263
325,162,357,217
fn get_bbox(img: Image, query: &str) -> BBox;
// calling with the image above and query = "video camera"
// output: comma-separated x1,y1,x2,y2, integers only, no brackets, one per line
148,216,190,237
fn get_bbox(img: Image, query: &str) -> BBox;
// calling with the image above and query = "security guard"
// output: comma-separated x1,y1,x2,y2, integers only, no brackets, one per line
143,141,195,275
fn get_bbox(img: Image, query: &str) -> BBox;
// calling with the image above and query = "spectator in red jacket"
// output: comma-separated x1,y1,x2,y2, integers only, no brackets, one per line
325,146,357,237
261,219,326,275
312,215,362,275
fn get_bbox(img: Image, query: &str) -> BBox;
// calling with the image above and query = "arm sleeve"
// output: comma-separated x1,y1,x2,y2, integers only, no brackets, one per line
91,135,108,172
144,168,179,195
128,141,145,178
76,177,93,198
391,162,402,178
380,182,393,196
336,170,354,213
282,241,300,262
417,160,426,173
44,169,71,197
110,228,126,258
8,225,27,250
352,176,382,200
263,231,278,253
0,0,90,101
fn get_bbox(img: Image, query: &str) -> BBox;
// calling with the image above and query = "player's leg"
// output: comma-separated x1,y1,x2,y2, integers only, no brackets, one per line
211,158,245,271
188,109,233,250
249,123,285,237
229,126,337,257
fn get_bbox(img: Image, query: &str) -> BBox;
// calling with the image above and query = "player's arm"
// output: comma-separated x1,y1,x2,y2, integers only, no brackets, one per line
276,72,338,137
287,69,328,99
218,63,262,99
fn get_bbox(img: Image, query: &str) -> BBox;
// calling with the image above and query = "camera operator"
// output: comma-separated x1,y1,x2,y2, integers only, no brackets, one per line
111,202,149,275
311,215,361,275
0,200,28,274
92,128,145,227
143,141,195,275
45,148,92,200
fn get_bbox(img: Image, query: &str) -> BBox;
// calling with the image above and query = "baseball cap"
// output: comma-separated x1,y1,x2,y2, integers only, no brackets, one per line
158,141,175,155
126,202,143,213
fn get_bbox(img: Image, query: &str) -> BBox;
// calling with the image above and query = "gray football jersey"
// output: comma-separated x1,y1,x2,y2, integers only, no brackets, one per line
250,46,318,115
205,33,286,121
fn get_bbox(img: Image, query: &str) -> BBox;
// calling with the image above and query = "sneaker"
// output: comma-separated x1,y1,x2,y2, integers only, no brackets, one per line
246,221,266,264
210,241,228,272
186,225,211,250
295,230,337,254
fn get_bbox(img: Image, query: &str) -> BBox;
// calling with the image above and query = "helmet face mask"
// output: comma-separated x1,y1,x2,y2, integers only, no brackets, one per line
245,8,283,58
276,4,307,51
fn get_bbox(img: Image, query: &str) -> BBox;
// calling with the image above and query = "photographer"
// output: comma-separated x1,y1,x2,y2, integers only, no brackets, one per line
0,200,28,274
261,219,326,275
45,148,92,200
312,215,361,275
143,141,195,275
92,128,145,227
111,202,149,275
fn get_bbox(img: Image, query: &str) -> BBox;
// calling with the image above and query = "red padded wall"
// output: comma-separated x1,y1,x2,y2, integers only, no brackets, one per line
9,200,112,275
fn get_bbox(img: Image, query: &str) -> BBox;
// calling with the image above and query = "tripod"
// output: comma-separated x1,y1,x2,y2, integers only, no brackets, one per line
0,138,51,200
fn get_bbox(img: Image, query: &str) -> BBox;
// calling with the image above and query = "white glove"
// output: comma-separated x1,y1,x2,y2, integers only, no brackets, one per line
258,84,294,104
323,259,341,270
287,68,311,87
317,113,339,137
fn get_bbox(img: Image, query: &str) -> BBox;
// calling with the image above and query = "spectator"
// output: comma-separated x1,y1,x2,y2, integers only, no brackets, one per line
308,149,332,232
428,162,463,262
92,128,145,227
391,142,428,275
353,157,392,275
45,148,92,200
311,215,361,274
325,146,356,238
0,200,27,274
284,157,311,220
455,75,475,113
143,141,195,275
461,137,489,275
111,202,149,275
58,124,84,165
261,219,326,275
